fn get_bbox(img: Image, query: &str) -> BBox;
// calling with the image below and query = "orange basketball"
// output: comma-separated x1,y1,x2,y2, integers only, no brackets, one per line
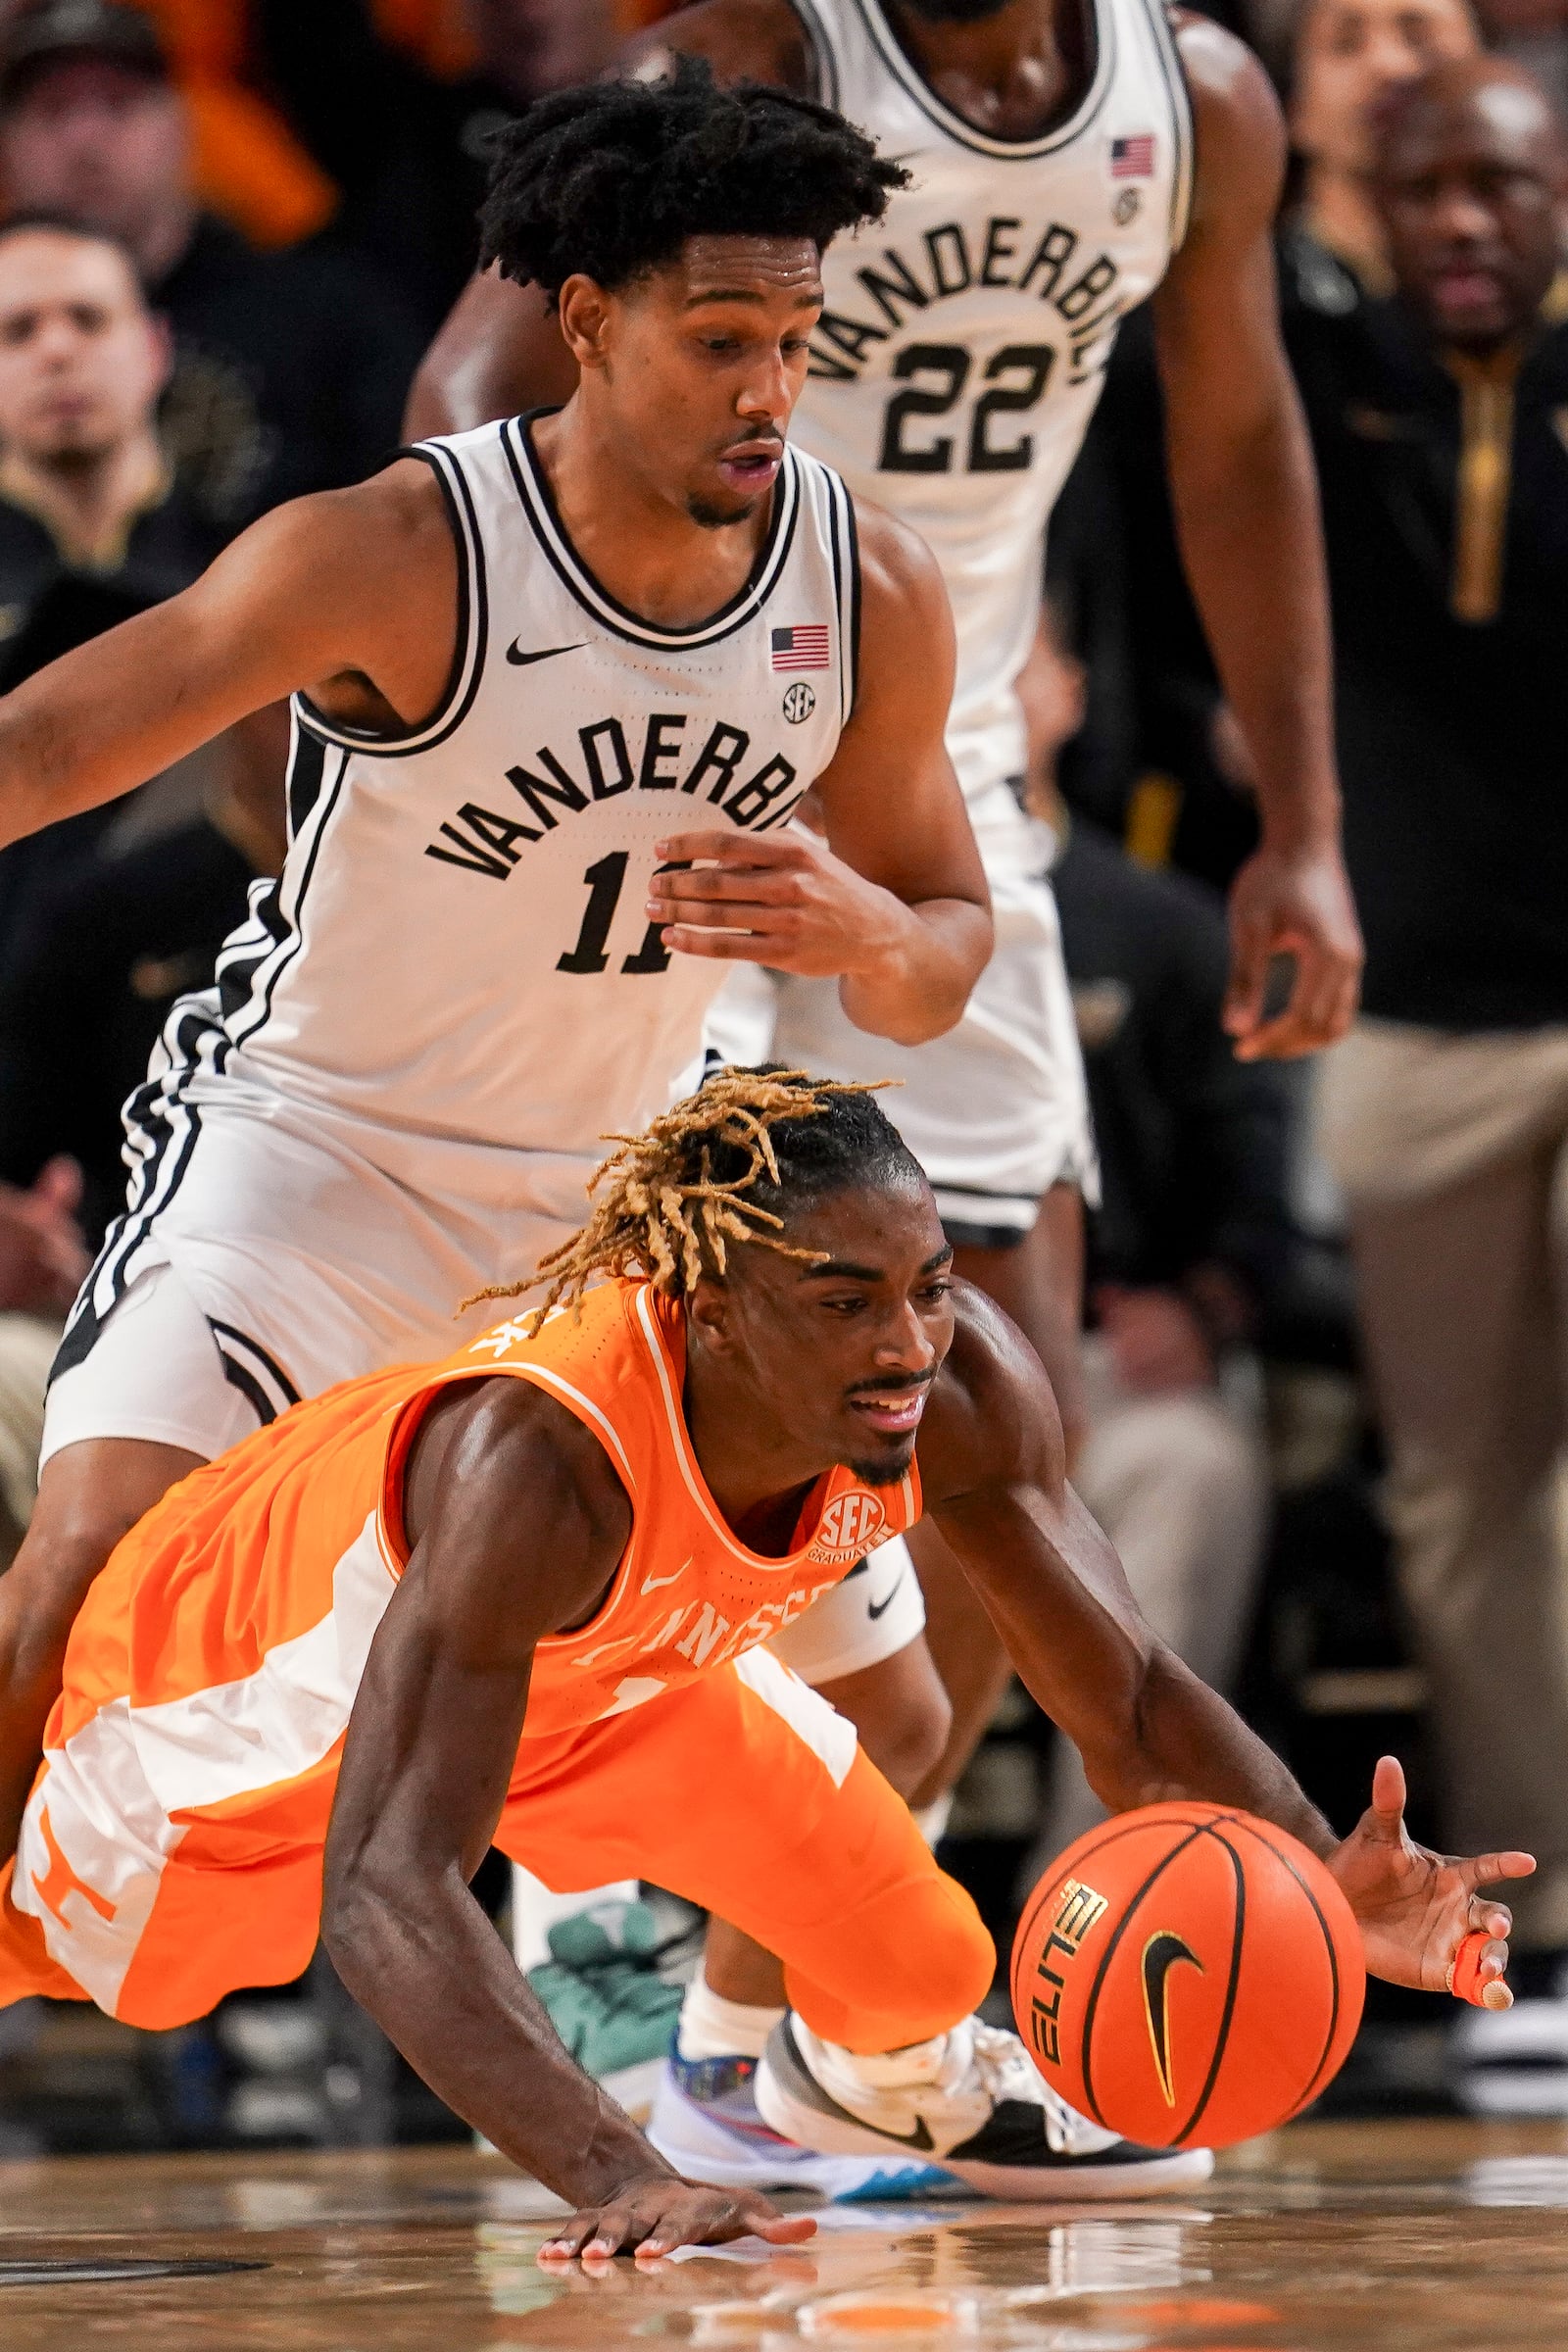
1010,1803,1365,2151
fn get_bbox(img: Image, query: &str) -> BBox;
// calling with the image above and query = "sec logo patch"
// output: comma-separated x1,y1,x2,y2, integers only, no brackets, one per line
782,681,816,724
812,1489,888,1561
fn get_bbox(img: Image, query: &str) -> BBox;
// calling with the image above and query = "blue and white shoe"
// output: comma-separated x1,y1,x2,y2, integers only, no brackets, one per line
647,2049,956,2202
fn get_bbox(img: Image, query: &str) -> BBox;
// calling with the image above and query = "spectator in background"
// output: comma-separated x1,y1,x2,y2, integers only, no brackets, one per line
255,0,618,332
0,0,424,524
1018,615,1292,1867
0,210,278,1547
0,214,223,960
1294,58,1568,2096
1287,0,1479,294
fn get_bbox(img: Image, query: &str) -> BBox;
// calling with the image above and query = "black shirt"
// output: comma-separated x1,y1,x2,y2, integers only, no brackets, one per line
154,213,426,525
0,476,225,968
1283,235,1568,1031
1054,822,1295,1310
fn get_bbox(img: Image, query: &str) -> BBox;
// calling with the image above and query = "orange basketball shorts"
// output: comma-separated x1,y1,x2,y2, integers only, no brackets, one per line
0,1645,993,2054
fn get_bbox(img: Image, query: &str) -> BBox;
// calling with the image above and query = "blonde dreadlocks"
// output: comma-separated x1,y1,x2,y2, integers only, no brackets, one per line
467,1067,911,1331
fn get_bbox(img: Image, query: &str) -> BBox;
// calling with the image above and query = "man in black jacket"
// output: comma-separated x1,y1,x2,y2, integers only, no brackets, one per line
1291,57,1568,2081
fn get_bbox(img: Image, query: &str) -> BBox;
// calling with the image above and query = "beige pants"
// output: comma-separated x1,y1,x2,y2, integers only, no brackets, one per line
1319,1018,1568,1948
1038,1335,1271,1861
0,1314,60,1549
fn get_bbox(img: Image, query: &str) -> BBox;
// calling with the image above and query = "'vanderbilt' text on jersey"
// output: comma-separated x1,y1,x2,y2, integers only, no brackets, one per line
185,420,858,1210
790,0,1192,869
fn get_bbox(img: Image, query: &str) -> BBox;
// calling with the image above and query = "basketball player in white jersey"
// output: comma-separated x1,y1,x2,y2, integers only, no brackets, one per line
410,0,1364,2191
0,70,996,1981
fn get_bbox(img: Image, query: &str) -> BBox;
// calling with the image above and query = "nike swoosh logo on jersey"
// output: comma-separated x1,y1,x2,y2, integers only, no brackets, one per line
641,1559,692,1595
866,1573,906,1622
506,639,585,666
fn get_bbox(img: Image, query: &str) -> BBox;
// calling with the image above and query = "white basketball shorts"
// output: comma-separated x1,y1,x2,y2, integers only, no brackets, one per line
43,1102,923,1688
703,863,1099,1244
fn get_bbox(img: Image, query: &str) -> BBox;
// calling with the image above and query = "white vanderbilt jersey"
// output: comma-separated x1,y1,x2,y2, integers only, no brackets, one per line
791,0,1193,872
136,420,858,1221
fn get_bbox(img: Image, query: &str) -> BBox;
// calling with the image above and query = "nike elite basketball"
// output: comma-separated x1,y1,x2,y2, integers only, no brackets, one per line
1010,1804,1365,2150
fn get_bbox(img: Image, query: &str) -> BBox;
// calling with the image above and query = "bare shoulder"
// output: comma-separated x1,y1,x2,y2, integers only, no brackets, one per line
1169,10,1287,223
850,493,956,662
621,0,813,90
916,1281,1064,1508
402,1374,633,1629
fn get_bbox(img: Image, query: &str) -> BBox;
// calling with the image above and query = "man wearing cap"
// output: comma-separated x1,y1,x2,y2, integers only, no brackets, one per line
0,0,425,524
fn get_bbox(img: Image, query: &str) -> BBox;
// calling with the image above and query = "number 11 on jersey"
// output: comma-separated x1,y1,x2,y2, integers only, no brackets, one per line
557,854,681,976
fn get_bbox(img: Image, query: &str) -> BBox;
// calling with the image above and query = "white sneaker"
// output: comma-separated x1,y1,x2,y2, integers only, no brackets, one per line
646,2054,956,2201
756,2014,1215,2200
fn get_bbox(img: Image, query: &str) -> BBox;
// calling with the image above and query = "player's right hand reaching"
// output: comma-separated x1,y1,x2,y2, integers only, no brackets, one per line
537,2171,818,2264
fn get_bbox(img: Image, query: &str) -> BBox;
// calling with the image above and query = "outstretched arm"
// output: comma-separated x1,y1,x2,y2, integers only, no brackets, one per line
321,1375,814,2258
0,463,458,854
918,1291,1532,2001
646,504,991,1045
1154,20,1363,1061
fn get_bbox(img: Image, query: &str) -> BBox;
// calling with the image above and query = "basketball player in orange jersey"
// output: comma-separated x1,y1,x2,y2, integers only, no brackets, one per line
411,0,1366,2183
0,1072,1530,2255
0,75,993,1901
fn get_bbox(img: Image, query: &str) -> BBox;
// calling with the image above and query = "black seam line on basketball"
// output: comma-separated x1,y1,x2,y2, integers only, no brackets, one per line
294,439,488,759
850,0,1116,159
1227,1815,1344,2119
209,1320,301,1408
502,412,804,652
1010,1809,1228,2016
1079,1821,1217,2131
217,1348,280,1427
224,749,351,1055
1170,1827,1248,2148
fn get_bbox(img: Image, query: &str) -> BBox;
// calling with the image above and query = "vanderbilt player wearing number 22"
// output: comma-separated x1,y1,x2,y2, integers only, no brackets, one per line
710,0,1192,1233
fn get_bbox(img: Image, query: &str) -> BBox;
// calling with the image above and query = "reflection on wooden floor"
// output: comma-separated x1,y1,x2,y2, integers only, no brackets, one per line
4,2119,1568,2345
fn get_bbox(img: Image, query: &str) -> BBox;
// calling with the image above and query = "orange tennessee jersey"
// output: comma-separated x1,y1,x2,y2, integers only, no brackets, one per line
379,1281,922,1740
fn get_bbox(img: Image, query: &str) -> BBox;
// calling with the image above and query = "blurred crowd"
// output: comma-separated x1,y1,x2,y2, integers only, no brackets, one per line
0,0,1563,2144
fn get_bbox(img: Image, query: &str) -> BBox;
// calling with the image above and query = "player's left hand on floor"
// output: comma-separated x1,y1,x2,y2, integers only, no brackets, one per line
1326,1753,1535,2009
536,2171,817,2264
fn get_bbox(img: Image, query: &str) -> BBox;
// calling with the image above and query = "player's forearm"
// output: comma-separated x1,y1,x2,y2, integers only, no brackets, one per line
1164,386,1341,857
321,1870,671,2201
836,895,991,1046
1085,1645,1338,1862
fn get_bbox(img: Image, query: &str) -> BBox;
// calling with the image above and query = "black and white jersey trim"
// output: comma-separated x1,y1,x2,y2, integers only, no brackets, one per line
841,0,1117,157
502,413,805,652
1145,0,1196,248
210,1320,300,1425
783,0,838,108
294,439,488,759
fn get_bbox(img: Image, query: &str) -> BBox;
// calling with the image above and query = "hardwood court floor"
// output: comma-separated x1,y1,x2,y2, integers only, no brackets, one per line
5,2119,1568,2346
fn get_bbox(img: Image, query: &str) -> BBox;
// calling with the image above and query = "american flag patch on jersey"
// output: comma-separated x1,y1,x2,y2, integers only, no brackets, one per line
771,624,830,672
1110,133,1156,178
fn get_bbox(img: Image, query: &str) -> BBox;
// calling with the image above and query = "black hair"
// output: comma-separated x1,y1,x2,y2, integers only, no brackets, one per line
477,54,907,303
470,1067,927,1322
